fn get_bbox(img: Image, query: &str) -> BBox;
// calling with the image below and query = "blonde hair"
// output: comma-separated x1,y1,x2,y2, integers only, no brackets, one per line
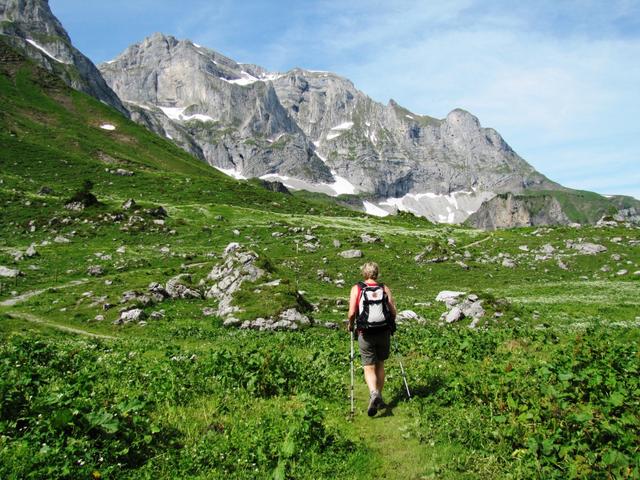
361,262,379,280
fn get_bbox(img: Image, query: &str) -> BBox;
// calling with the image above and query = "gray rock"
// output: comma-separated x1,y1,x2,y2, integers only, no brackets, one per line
54,236,70,244
540,244,555,254
202,307,216,316
87,265,104,276
116,308,146,324
396,310,425,323
332,239,341,248
444,306,463,323
339,249,363,259
570,242,607,255
114,168,134,176
460,300,485,319
206,243,265,317
435,290,465,303
0,266,23,278
25,243,38,257
150,310,165,320
361,233,381,243
166,274,202,299
616,269,628,276
501,258,516,268
122,198,137,210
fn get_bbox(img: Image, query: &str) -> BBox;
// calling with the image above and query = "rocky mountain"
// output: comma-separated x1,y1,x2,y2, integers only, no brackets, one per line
98,33,331,184
99,33,560,223
467,191,640,230
0,0,127,115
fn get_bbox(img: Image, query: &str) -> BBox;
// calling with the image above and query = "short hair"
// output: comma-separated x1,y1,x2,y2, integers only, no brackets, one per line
361,262,379,280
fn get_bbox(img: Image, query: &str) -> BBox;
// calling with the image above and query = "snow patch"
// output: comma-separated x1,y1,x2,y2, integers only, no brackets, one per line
159,106,214,122
379,190,495,224
165,133,173,140
331,122,354,131
214,167,246,180
25,39,70,64
259,173,358,197
326,131,342,140
220,71,260,85
405,114,414,119
363,201,390,217
99,124,116,131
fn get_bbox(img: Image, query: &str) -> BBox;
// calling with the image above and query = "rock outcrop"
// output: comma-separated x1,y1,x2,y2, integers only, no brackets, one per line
0,0,127,115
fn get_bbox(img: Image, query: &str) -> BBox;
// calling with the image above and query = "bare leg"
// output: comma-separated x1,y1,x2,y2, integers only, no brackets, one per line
363,364,378,393
375,362,385,393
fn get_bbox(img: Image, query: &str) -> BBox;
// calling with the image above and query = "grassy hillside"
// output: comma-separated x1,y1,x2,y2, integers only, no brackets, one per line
1,42,639,479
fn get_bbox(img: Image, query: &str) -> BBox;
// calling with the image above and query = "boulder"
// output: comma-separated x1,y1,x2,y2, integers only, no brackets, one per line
116,308,146,324
122,198,137,210
396,310,425,323
0,266,23,278
87,265,104,276
569,242,607,255
25,244,38,257
166,274,202,299
361,233,381,243
444,306,463,323
501,258,516,268
435,290,466,302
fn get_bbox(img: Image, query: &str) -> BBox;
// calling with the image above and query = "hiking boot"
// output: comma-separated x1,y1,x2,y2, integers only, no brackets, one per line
375,394,387,409
367,391,380,417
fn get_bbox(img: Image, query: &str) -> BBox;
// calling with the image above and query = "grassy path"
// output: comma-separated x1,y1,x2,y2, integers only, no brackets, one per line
0,278,89,307
4,310,117,340
348,379,435,479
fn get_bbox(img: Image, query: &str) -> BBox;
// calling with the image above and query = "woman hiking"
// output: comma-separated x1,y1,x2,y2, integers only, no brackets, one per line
348,262,397,416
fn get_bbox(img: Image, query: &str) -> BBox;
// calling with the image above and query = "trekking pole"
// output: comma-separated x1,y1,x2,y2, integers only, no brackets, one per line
393,335,411,399
350,330,355,418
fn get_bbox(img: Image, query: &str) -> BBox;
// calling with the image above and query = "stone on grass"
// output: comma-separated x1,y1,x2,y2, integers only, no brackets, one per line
25,244,38,257
502,258,516,268
0,266,23,278
435,291,466,302
616,270,628,276
87,265,104,276
116,308,146,324
396,310,425,323
570,242,607,255
339,249,363,259
361,233,381,244
444,306,463,323
54,236,70,244
202,307,216,317
166,274,202,299
122,198,137,210
333,239,341,248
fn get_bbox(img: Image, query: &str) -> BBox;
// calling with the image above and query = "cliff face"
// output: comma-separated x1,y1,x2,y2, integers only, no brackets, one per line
99,34,560,222
99,34,332,183
466,193,571,230
0,0,127,115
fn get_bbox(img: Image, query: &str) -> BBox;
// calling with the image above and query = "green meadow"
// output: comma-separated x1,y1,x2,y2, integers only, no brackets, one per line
1,41,638,479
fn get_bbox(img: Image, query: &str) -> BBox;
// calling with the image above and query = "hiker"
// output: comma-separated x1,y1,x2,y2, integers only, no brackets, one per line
348,262,397,416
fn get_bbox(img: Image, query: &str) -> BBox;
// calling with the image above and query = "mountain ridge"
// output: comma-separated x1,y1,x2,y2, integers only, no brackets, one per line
99,32,564,223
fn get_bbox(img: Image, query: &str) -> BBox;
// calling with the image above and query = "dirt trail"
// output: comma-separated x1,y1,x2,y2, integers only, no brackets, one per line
0,279,88,307
5,311,117,340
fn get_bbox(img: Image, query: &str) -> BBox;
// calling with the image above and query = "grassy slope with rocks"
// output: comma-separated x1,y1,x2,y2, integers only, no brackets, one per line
1,43,639,479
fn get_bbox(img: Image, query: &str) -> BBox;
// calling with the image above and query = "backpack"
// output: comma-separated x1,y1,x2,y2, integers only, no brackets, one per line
356,281,396,333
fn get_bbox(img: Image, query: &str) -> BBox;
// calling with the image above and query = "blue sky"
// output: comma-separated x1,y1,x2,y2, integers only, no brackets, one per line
51,0,640,199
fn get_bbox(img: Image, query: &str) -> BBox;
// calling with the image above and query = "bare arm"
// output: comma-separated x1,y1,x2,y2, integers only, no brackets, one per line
384,285,397,319
347,284,359,331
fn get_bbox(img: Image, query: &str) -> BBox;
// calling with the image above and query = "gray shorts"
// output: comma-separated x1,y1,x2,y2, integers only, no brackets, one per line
358,329,391,365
